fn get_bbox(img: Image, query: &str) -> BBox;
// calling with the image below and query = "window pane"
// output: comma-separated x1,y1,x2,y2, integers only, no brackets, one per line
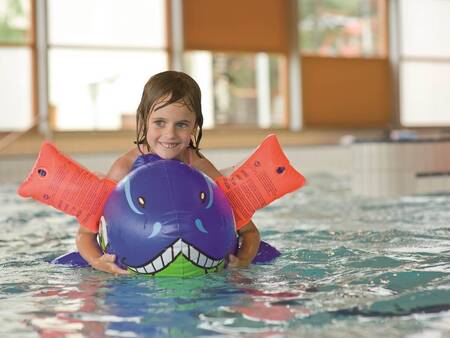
0,47,32,130
48,49,167,130
400,62,450,126
0,0,31,43
48,0,166,48
400,0,450,58
298,0,385,57
185,52,286,129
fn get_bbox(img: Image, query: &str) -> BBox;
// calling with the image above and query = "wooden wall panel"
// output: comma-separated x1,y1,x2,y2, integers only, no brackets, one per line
302,56,391,127
183,0,289,53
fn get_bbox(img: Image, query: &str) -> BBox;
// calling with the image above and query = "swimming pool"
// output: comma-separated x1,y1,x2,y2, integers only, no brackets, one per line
1,173,449,337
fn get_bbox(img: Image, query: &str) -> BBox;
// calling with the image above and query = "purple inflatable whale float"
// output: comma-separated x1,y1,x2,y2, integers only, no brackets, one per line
53,155,280,277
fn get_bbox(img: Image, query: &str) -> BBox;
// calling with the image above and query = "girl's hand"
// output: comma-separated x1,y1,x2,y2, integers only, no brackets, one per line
91,253,129,275
228,221,261,268
76,227,128,276
228,254,252,268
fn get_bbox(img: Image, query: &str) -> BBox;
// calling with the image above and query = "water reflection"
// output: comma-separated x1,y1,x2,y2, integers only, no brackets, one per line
30,274,108,337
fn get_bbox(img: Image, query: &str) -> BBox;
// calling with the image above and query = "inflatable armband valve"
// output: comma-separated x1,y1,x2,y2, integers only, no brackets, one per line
215,134,306,230
17,141,116,233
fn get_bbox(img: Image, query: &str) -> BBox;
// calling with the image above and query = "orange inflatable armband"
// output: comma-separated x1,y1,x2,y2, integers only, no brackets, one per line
17,141,116,233
215,134,306,230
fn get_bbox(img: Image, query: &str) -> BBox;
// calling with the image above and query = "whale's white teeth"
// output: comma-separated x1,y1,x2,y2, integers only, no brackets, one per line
198,253,207,266
152,256,164,271
182,241,189,257
182,241,221,268
131,239,223,274
162,247,173,265
189,246,200,263
205,258,213,268
173,239,182,256
137,267,147,274
144,264,155,273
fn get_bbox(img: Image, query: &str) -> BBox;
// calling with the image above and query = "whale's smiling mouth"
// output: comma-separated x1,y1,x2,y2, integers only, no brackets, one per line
126,239,224,275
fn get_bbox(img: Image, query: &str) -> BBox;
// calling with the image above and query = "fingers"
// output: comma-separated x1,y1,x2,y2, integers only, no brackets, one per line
112,266,129,275
100,253,116,263
95,254,129,275
228,254,252,268
228,254,240,268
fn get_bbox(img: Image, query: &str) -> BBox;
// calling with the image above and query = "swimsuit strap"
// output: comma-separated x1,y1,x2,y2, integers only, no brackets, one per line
131,148,193,172
131,153,161,172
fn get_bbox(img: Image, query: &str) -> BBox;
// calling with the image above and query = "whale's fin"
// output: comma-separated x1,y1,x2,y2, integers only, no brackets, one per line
50,251,90,267
252,240,281,263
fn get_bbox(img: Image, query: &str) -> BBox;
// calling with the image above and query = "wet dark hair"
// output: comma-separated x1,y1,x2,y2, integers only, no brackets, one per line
135,71,203,155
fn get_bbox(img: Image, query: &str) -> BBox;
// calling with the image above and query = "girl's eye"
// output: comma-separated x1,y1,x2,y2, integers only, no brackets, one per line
176,122,188,128
154,120,165,127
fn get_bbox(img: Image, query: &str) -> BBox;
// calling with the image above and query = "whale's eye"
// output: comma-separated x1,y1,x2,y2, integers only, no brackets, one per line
137,196,145,207
199,191,207,203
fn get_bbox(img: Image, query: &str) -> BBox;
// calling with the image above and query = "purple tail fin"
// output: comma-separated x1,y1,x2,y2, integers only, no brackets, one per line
252,240,281,264
51,251,90,267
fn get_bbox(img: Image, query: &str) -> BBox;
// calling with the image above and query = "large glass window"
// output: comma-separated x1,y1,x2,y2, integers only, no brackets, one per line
48,0,165,48
47,0,167,131
48,49,167,130
0,0,33,131
0,0,31,43
399,0,450,126
298,0,386,57
184,52,287,129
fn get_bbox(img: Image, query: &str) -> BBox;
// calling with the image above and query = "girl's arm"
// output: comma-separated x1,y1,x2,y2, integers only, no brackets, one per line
219,165,236,177
75,148,138,274
228,220,261,267
106,148,139,182
76,226,128,275
189,150,223,180
219,160,243,176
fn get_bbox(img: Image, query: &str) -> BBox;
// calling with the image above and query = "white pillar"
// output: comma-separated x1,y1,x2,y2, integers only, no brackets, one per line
36,0,50,137
189,52,214,129
389,0,401,128
288,0,303,131
256,53,271,128
170,0,184,71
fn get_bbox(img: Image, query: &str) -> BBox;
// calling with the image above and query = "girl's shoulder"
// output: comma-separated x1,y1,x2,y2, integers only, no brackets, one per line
188,149,222,180
106,148,141,182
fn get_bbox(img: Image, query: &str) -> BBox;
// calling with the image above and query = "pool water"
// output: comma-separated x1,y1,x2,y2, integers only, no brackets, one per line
1,174,449,337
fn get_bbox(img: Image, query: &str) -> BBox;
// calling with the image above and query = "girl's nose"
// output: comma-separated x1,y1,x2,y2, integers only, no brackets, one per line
163,125,176,138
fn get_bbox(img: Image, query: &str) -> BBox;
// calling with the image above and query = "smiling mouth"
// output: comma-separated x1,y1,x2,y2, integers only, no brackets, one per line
159,142,179,149
126,239,224,274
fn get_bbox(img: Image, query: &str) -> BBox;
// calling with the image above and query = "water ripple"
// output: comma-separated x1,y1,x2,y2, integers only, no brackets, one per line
1,176,449,337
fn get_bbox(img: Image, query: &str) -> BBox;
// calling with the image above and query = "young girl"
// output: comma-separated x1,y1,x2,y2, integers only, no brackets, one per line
76,71,261,275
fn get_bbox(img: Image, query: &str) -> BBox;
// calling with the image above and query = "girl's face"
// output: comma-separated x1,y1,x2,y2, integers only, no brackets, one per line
146,100,197,160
